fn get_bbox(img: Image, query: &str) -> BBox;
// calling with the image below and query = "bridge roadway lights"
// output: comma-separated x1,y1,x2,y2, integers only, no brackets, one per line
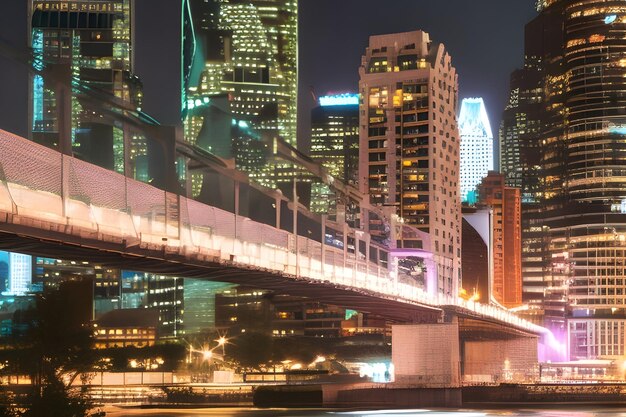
392,319,538,386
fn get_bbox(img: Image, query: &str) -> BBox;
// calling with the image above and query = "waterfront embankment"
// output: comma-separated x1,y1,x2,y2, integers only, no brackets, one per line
463,383,626,406
253,382,626,408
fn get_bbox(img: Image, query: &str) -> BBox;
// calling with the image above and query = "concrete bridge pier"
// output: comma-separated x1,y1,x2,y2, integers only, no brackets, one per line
392,323,461,387
462,335,538,383
392,318,539,386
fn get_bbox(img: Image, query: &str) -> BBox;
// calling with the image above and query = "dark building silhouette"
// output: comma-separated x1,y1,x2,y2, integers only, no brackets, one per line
0,261,8,293
504,0,626,358
461,208,490,305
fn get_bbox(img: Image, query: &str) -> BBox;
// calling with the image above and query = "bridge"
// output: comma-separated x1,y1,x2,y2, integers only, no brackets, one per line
0,126,567,385
5,113,576,385
0,39,549,332
0,128,543,333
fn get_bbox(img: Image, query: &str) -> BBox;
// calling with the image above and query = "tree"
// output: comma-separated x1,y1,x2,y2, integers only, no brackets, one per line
26,281,96,388
23,378,90,417
273,337,318,365
0,390,19,417
228,332,273,370
0,281,96,416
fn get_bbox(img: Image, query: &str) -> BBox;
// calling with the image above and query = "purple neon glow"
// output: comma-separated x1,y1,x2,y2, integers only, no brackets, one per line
539,328,568,362
389,249,434,259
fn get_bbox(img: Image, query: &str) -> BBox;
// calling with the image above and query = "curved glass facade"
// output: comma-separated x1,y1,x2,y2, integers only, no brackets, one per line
459,97,493,203
540,0,626,359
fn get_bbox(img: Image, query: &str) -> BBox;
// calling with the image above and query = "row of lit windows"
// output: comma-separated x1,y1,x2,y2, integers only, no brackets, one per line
96,328,153,336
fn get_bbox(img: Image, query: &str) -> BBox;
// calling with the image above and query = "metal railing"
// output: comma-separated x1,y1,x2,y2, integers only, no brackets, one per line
0,129,547,336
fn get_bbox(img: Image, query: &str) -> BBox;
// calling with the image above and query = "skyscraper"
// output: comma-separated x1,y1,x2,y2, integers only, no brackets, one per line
309,93,359,218
358,31,461,296
185,0,297,142
147,274,184,339
548,0,626,360
184,0,298,190
459,97,493,203
500,5,562,316
511,0,626,359
7,253,32,296
28,0,146,177
183,279,233,335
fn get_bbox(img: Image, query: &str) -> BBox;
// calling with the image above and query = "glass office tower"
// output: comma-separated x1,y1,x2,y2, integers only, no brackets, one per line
459,97,493,203
510,0,626,358
28,0,147,177
184,0,298,190
500,5,563,324
309,94,359,219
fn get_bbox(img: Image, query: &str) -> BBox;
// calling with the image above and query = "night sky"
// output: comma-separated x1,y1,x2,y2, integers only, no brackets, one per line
0,0,537,163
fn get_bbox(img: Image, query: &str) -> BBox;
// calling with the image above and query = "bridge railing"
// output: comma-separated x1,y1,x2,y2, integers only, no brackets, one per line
0,130,547,335
0,129,390,288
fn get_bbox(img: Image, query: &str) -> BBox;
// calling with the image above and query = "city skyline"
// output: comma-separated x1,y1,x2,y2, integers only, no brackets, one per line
0,1,536,156
0,0,548,347
5,1,626,411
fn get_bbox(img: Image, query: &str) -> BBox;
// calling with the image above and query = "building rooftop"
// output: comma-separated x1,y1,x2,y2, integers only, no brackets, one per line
96,308,159,329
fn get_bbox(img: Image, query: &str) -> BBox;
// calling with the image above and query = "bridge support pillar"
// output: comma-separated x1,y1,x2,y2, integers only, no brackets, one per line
49,64,73,156
462,336,538,383
275,196,281,229
392,323,461,387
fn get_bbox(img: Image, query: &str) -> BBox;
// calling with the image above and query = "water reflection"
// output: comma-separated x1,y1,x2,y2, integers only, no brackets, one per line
104,407,626,417
333,411,487,417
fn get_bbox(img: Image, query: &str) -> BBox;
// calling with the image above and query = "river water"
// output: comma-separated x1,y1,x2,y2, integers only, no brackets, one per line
103,407,626,417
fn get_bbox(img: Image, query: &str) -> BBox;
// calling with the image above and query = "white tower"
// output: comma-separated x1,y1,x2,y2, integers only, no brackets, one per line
459,97,494,202
8,253,32,296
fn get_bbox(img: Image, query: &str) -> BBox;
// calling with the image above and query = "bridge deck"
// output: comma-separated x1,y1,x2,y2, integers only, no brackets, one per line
0,129,544,335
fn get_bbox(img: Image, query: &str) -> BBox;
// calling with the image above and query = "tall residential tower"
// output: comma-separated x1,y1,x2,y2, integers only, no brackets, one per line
359,31,461,296
500,4,563,323
477,172,522,308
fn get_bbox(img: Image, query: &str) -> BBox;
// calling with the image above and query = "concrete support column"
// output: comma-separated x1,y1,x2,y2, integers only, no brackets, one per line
293,178,298,277
123,125,133,179
343,222,348,283
51,65,73,157
234,181,240,217
275,197,281,229
392,323,461,387
184,158,193,199
463,337,538,383
321,214,326,277
61,154,70,219
352,232,359,287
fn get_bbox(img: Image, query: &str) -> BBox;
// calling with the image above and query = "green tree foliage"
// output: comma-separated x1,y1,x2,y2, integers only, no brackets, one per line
26,282,96,386
0,390,18,417
272,337,318,364
99,344,186,371
23,379,90,417
228,332,273,369
0,282,96,416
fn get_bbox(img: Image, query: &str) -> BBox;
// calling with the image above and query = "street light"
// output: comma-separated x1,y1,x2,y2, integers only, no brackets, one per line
215,335,228,358
188,339,228,364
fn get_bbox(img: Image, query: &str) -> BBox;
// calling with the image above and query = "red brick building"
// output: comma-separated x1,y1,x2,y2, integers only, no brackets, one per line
477,172,522,307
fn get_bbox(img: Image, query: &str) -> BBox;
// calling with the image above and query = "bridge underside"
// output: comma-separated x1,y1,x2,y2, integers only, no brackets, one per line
457,317,539,340
0,225,441,324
